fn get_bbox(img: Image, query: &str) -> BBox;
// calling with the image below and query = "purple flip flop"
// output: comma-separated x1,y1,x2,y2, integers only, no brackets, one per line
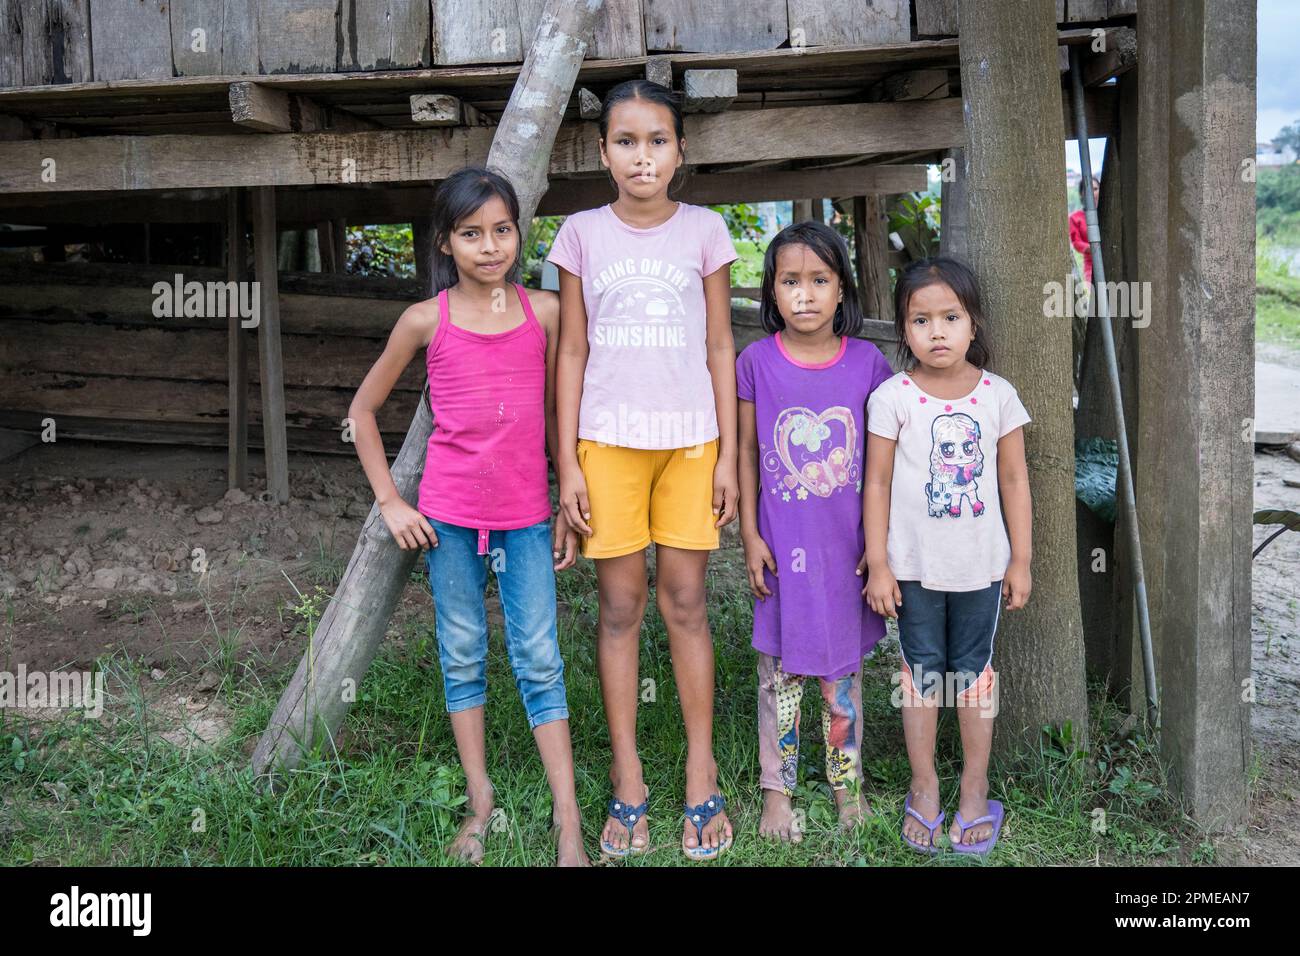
902,792,944,855
951,799,1004,856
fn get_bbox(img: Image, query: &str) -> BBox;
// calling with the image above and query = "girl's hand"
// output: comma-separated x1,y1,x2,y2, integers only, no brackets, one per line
1003,559,1032,610
860,557,902,619
558,462,592,536
712,458,739,529
553,510,579,571
743,533,777,600
379,499,437,551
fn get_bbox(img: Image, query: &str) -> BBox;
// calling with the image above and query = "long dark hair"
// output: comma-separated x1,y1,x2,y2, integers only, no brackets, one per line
598,79,689,197
427,166,522,294
758,220,864,337
891,256,992,371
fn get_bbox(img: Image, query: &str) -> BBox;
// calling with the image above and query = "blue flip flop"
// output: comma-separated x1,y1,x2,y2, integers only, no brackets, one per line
682,793,732,860
600,791,649,859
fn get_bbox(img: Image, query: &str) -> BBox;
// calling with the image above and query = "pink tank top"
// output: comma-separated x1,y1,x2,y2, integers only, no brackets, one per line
417,283,551,550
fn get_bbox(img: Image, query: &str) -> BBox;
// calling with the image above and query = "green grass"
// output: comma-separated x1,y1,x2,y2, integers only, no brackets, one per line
1257,239,1300,349
0,548,1203,867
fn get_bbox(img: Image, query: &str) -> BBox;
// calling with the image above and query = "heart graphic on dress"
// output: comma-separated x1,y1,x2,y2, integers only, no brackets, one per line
771,406,858,498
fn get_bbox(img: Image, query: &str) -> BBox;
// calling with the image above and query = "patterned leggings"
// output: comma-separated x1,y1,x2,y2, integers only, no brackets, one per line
757,653,864,796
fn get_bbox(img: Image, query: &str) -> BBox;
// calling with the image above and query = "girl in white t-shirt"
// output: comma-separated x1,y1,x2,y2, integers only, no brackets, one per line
863,257,1033,856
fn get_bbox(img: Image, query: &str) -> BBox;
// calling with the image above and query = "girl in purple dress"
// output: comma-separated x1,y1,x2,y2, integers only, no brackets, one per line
736,221,894,839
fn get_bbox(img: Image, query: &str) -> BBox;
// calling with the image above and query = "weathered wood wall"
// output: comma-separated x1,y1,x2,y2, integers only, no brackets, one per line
0,0,1139,87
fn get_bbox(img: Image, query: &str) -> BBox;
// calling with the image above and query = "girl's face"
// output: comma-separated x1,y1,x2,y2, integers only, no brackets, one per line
903,281,975,370
440,194,518,283
773,243,842,337
600,98,683,199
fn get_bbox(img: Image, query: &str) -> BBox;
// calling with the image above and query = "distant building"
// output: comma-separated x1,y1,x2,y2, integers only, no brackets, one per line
1257,140,1297,167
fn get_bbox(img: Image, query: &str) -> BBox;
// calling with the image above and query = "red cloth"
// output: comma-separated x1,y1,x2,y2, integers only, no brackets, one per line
1069,208,1092,282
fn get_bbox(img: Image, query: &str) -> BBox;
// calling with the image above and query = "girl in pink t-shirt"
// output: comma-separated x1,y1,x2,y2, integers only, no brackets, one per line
863,257,1033,857
548,79,740,860
349,166,587,867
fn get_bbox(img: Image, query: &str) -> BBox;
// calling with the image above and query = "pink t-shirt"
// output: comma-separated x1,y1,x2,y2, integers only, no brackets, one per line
546,202,738,449
866,369,1031,592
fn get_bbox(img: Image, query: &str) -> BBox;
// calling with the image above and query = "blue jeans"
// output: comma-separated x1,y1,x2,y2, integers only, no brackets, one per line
423,518,568,729
896,580,1002,703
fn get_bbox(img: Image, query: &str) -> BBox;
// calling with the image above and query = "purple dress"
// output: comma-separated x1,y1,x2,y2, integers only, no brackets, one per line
736,333,895,679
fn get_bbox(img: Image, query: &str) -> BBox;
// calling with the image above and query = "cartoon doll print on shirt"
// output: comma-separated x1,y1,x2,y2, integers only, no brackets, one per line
762,405,860,502
925,413,986,518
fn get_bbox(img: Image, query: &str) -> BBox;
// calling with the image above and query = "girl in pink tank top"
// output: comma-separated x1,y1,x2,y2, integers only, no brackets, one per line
349,167,587,866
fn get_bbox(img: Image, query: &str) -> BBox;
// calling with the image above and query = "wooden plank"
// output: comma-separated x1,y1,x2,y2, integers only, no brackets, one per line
229,80,379,132
227,185,248,488
89,0,173,81
0,318,424,391
431,0,521,66
518,0,645,60
787,0,910,47
869,69,949,101
257,0,337,74
0,98,968,192
342,0,430,71
914,0,959,36
0,410,410,455
1108,0,1137,14
1066,0,1109,20
1080,26,1136,85
644,0,788,53
2,370,417,432
645,54,672,88
251,184,290,502
5,0,93,86
0,163,930,224
170,0,260,77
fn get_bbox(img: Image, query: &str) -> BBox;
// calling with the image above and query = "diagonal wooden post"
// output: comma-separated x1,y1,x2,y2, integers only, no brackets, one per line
252,0,605,783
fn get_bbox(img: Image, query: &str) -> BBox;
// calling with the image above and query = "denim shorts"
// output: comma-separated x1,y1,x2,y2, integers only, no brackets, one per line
423,518,569,729
896,579,1002,703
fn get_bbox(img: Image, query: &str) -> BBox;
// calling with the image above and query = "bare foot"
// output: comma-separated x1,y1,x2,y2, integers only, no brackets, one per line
682,758,732,857
600,766,649,858
553,811,591,867
758,789,802,843
835,786,873,830
446,783,493,864
950,777,993,846
902,779,942,849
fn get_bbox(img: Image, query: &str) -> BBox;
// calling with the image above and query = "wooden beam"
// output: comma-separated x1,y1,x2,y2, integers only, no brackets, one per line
227,186,250,490
1080,26,1137,86
229,81,379,133
578,87,602,119
250,185,290,503
645,54,673,88
409,93,493,126
682,70,737,113
0,164,930,225
853,195,892,322
0,99,967,193
868,69,949,102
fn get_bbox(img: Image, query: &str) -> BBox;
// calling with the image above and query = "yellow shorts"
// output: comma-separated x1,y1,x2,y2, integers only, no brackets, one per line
576,438,720,560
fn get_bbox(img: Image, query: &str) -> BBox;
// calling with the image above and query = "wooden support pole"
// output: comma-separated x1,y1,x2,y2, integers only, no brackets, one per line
938,146,968,260
853,194,892,323
1137,0,1253,828
250,185,290,504
226,187,249,490
251,0,606,783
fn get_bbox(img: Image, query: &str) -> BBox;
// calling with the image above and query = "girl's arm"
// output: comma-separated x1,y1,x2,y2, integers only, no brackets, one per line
348,302,438,551
554,266,593,535
860,431,902,618
535,290,578,570
738,398,775,599
704,264,738,528
996,427,1033,610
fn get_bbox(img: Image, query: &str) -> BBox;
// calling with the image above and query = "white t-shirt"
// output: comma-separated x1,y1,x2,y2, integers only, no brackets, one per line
866,369,1031,592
